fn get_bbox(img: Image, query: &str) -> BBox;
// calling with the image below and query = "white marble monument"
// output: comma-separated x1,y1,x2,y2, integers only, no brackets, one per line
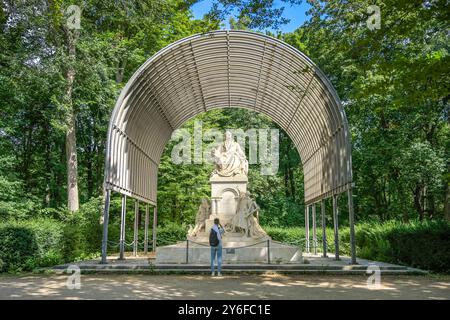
190,130,270,244
156,131,302,264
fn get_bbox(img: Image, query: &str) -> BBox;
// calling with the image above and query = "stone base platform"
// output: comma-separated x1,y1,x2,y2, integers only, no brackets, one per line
155,240,302,264
188,232,271,247
49,254,427,275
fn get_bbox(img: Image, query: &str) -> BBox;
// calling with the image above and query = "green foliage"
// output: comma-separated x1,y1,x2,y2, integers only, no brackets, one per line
265,226,304,244
155,221,189,247
0,219,65,272
282,0,449,221
384,220,450,273
207,0,304,30
59,197,103,260
267,220,450,273
0,197,103,272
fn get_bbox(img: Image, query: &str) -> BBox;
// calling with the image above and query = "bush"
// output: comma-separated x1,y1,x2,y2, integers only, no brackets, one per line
265,220,450,273
384,220,450,273
64,197,103,260
345,220,450,273
265,226,305,245
0,197,104,272
155,221,188,246
0,219,65,272
1,204,448,274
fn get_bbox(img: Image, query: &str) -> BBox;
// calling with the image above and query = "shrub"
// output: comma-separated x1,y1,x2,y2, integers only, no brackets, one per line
1,207,448,274
384,220,450,273
0,219,65,272
155,221,188,246
265,226,305,245
0,197,104,272
264,220,450,273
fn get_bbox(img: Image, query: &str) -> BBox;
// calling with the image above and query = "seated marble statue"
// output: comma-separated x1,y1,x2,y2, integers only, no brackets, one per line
231,191,267,239
212,131,248,177
188,198,210,237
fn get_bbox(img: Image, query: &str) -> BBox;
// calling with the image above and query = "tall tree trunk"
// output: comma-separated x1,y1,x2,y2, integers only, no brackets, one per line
289,166,296,201
96,139,103,195
54,140,65,206
284,163,290,198
22,124,32,191
44,123,52,207
65,28,79,212
87,144,93,199
413,185,424,220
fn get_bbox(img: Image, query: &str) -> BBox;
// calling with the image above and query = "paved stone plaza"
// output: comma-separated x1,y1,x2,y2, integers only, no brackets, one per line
0,273,448,300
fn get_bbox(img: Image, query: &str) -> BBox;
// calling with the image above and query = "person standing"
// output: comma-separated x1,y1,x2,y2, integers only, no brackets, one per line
210,218,224,276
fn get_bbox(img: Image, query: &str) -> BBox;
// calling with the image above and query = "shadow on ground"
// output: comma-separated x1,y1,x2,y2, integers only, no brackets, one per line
0,274,449,300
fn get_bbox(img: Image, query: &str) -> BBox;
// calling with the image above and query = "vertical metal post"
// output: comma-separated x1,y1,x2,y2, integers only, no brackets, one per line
321,198,327,258
119,194,127,260
348,188,357,264
144,204,149,254
133,200,139,256
332,194,340,260
152,205,157,252
101,189,111,264
312,203,317,255
305,205,310,253
267,239,271,264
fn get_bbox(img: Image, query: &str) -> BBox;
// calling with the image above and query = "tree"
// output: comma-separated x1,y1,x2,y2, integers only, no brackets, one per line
0,0,220,214
282,0,449,220
207,0,303,30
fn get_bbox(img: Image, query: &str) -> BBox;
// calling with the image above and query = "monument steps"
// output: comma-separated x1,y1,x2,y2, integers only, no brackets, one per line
49,263,426,275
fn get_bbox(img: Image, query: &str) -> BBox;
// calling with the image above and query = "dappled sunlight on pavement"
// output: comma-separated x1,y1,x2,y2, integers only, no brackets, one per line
0,274,449,300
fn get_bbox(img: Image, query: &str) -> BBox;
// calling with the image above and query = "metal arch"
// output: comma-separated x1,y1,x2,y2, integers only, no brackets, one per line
103,30,353,205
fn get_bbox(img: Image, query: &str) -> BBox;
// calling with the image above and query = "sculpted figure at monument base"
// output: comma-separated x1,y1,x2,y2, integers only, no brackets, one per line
187,198,210,238
230,190,268,239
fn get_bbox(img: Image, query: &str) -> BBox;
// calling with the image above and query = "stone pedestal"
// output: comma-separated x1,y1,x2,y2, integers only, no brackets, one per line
206,173,247,230
155,241,303,264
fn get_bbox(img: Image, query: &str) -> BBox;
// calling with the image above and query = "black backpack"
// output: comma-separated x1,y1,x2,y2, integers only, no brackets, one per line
209,228,219,246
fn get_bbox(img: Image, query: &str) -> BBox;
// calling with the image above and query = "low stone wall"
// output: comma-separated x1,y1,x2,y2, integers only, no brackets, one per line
156,241,303,264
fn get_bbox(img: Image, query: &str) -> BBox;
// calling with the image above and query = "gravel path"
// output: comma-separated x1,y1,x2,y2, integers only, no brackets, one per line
0,273,449,300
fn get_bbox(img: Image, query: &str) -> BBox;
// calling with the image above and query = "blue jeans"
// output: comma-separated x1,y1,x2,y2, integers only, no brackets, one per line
210,242,222,273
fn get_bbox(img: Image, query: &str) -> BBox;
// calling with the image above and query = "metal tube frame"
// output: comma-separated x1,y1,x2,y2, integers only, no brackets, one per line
152,205,157,252
312,203,317,255
332,194,340,260
133,200,139,256
305,205,310,254
119,194,127,260
99,30,357,264
348,188,357,264
321,198,327,258
101,189,111,264
144,204,149,254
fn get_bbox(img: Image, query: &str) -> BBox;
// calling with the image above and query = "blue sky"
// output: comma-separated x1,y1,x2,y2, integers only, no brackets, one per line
191,0,311,33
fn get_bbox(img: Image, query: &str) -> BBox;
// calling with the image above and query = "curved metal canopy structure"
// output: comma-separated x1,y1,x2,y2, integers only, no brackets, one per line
104,30,352,205
101,30,356,264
